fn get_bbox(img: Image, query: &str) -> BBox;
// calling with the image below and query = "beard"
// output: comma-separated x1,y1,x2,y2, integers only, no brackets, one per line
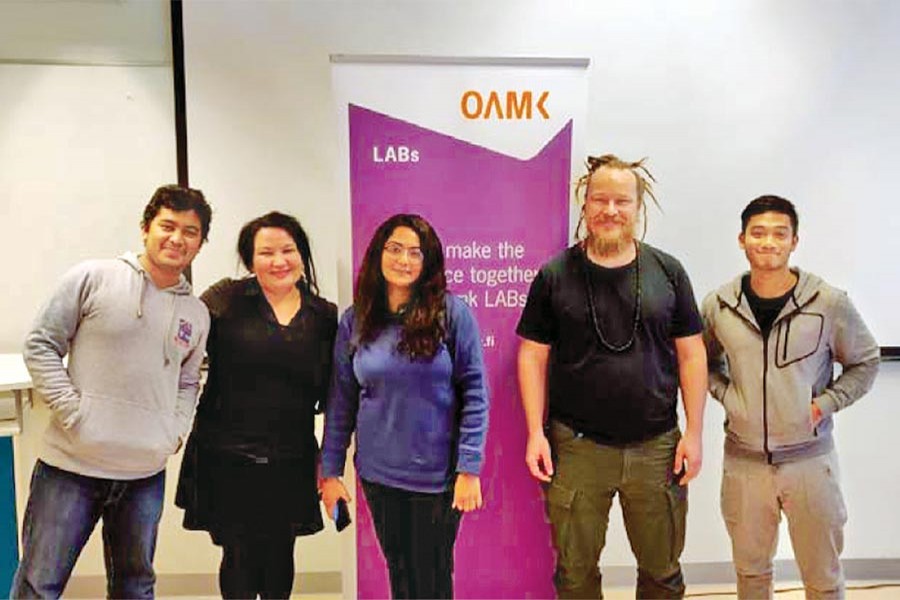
586,218,637,257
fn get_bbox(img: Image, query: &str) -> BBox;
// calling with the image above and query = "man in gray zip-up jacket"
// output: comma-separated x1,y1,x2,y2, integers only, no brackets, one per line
11,186,212,599
702,195,879,600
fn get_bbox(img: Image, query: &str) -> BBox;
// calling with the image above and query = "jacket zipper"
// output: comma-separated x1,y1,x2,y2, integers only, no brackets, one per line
782,318,791,362
723,285,820,466
762,334,772,464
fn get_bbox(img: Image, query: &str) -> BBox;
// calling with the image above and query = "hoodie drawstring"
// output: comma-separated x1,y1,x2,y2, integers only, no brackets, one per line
137,275,146,319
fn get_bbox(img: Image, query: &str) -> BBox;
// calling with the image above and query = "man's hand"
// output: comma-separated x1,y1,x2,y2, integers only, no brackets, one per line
673,429,703,486
673,333,706,486
525,430,554,482
811,401,824,427
320,477,351,518
452,473,483,512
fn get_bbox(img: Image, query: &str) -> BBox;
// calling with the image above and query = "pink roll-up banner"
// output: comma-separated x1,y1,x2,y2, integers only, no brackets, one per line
332,56,588,598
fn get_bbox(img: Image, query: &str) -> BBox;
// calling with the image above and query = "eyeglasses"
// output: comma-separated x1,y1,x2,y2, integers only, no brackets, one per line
383,242,425,264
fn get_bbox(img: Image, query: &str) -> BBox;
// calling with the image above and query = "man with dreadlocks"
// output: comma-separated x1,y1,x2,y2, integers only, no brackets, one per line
516,154,707,598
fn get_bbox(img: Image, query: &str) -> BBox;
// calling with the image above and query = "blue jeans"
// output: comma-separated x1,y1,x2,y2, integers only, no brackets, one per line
10,460,165,599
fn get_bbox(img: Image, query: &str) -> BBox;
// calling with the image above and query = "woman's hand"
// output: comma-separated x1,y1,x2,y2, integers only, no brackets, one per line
452,473,482,513
320,477,352,518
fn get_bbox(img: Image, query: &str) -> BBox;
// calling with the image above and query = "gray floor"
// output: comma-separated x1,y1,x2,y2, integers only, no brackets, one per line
158,580,900,599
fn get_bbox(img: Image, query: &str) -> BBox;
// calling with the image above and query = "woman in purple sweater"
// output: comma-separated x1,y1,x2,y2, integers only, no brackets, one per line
321,213,489,599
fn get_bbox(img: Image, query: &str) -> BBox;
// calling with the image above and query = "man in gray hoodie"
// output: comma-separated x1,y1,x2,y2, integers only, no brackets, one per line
11,185,212,599
702,195,880,599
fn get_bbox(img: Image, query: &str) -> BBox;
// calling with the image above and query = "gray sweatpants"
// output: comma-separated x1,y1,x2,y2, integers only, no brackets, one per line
721,450,848,599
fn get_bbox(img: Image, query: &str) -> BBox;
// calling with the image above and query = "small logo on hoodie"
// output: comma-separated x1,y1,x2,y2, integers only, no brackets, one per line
175,319,193,348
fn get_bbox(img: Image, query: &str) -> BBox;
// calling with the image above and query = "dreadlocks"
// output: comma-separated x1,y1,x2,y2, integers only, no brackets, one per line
574,154,660,241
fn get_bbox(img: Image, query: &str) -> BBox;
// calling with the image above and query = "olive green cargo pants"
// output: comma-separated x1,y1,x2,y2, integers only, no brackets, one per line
546,421,687,599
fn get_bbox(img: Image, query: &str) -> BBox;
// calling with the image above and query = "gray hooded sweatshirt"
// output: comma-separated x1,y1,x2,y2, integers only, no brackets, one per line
24,252,210,479
701,269,879,464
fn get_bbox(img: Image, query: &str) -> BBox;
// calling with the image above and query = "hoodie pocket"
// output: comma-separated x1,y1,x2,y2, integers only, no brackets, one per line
768,389,818,448
71,392,178,469
721,382,754,444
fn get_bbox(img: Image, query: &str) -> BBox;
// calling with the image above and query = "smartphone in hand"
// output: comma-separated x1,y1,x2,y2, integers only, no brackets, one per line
333,498,352,532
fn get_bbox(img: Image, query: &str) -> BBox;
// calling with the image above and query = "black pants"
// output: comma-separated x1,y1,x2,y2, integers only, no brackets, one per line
362,479,462,599
219,533,296,599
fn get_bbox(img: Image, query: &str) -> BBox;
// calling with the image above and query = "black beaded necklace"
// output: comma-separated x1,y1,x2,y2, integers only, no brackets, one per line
581,241,641,353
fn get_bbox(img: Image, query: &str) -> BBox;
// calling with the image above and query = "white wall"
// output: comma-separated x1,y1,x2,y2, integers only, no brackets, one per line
181,0,900,571
1,0,899,588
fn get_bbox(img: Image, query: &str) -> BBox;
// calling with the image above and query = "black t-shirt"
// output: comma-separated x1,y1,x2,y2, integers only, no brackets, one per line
742,274,795,338
516,243,703,445
584,258,639,348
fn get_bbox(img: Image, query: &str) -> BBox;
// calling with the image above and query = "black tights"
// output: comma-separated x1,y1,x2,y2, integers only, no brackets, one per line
362,479,461,599
219,534,296,599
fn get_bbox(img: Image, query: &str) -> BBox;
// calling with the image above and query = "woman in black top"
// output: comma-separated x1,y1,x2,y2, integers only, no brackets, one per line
176,212,337,599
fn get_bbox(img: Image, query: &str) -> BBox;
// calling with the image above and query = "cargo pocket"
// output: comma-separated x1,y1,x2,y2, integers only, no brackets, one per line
546,480,578,567
719,455,749,544
665,477,688,566
808,453,848,528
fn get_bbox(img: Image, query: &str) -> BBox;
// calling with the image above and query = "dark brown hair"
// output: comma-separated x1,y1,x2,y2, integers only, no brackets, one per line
354,214,447,360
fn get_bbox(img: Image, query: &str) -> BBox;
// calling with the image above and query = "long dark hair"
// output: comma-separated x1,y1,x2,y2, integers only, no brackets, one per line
354,214,447,360
237,211,320,296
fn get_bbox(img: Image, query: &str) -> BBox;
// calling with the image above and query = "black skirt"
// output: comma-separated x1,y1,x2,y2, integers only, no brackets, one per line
176,431,324,545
